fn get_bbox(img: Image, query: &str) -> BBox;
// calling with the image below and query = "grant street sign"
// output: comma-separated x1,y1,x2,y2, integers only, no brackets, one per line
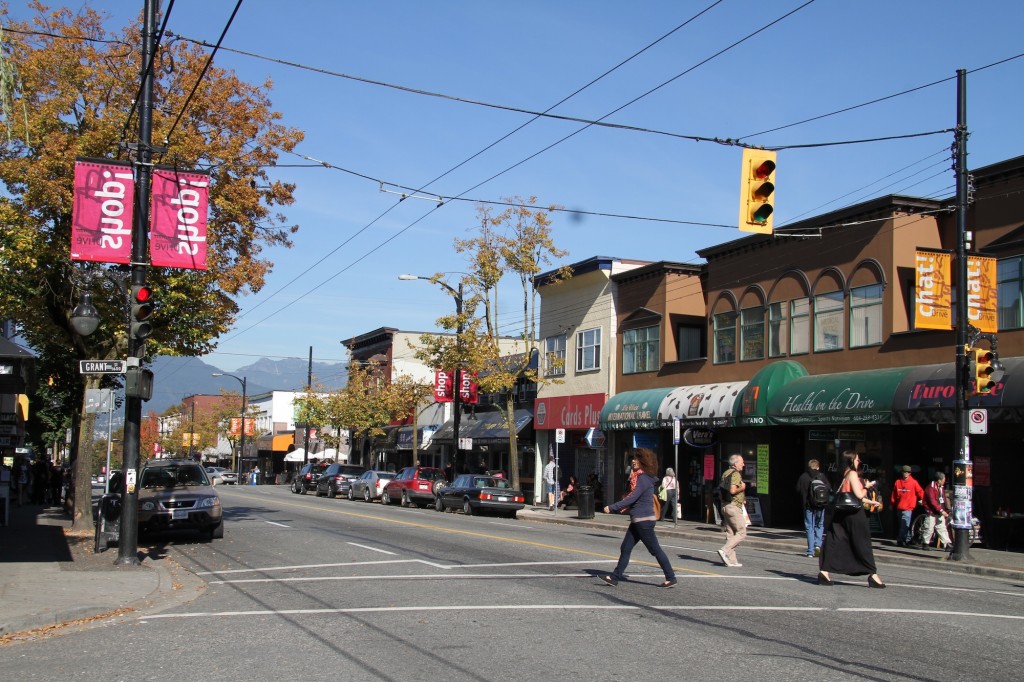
79,360,127,374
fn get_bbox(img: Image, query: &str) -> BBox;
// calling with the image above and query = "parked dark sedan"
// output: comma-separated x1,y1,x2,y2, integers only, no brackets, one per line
434,474,525,518
315,463,367,498
291,461,329,494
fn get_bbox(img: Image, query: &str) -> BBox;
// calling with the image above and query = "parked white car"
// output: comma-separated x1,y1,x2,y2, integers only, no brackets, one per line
205,466,238,485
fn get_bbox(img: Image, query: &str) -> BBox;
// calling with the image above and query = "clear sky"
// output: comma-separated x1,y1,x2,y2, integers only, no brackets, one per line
13,1,1024,372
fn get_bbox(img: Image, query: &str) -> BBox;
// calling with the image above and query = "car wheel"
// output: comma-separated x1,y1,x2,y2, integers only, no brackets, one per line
435,496,444,512
505,511,517,520
363,487,371,502
463,499,473,516
328,485,336,499
401,490,410,508
381,490,391,505
348,487,355,501
211,520,225,539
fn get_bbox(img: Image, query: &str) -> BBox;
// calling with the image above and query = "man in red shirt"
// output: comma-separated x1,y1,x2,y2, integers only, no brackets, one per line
918,472,951,550
890,465,923,547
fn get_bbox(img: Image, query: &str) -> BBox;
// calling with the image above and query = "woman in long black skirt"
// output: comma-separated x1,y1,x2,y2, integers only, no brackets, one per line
818,450,886,588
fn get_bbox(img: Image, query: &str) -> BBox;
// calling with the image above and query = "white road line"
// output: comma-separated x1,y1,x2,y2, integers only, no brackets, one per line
489,521,534,529
209,572,607,585
195,559,415,576
141,604,1024,621
264,521,290,528
347,542,397,555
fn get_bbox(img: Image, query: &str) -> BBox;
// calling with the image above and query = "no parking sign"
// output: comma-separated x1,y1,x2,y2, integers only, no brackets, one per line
968,408,988,435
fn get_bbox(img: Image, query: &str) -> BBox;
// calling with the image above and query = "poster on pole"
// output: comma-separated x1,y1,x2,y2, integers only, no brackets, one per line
150,167,210,269
914,248,952,330
70,158,135,264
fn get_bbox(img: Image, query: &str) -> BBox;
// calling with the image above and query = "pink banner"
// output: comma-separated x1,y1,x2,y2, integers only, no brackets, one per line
459,372,479,405
434,371,454,403
70,159,135,264
150,168,209,269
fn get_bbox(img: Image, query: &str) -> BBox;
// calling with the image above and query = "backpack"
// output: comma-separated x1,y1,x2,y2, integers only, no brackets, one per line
808,477,829,509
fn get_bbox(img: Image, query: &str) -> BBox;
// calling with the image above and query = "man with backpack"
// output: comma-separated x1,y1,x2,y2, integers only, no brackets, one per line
796,459,830,558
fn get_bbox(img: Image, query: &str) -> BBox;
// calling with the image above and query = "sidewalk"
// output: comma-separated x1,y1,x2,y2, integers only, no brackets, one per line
0,501,204,639
518,505,1024,581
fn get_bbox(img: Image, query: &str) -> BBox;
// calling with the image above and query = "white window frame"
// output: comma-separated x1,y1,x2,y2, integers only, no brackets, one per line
575,327,601,372
544,334,567,376
790,297,809,355
814,290,844,352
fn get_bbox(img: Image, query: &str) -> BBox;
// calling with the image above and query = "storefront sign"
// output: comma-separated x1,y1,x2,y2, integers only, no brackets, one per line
808,429,835,441
683,427,717,448
534,393,605,430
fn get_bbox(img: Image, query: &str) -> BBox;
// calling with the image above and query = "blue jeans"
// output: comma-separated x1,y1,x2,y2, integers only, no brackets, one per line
803,507,824,555
897,509,913,544
612,520,675,581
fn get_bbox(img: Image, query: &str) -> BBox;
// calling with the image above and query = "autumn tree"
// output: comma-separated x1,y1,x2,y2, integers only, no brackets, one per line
417,198,570,487
0,4,302,530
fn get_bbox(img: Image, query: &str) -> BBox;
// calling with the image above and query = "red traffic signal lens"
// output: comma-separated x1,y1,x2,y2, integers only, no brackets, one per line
134,286,152,303
753,160,776,180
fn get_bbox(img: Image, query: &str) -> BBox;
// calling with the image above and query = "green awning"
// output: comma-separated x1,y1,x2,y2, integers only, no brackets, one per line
767,367,913,425
736,360,808,426
600,388,674,430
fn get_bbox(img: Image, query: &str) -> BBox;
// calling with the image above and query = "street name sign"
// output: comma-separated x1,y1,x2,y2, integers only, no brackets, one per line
79,360,127,374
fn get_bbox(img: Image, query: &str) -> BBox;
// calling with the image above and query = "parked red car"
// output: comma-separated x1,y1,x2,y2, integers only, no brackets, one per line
382,466,447,507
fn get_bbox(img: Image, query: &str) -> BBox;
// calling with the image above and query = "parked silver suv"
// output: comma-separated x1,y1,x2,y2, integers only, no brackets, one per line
138,460,223,540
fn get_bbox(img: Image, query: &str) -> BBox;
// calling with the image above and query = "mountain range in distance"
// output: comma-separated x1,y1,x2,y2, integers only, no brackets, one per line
147,355,347,416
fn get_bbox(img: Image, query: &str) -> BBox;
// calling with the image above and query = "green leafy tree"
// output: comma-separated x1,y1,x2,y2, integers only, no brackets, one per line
419,198,570,487
0,3,303,530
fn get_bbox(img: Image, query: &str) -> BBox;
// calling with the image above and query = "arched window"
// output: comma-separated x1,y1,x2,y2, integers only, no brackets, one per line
712,295,738,364
767,272,811,357
813,270,846,352
738,288,766,361
849,262,885,348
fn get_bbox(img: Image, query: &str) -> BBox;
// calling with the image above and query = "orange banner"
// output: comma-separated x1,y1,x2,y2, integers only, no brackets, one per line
230,418,255,436
967,255,997,333
915,249,952,330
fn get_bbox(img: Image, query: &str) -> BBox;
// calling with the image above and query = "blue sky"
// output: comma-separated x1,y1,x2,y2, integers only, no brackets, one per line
15,1,1024,373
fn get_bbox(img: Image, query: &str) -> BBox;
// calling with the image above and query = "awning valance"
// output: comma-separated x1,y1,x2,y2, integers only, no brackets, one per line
600,388,674,430
659,381,747,427
256,433,294,452
430,409,533,443
893,356,1023,424
767,366,913,425
397,426,438,450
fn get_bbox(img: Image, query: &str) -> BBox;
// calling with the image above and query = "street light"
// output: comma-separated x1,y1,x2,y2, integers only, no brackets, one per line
69,290,101,336
400,274,464,473
212,373,247,486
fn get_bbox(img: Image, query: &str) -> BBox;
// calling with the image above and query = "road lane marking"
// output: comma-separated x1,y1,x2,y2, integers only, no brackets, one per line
141,604,1024,621
264,521,290,528
208,572,618,585
195,559,415,576
347,542,397,555
238,495,719,577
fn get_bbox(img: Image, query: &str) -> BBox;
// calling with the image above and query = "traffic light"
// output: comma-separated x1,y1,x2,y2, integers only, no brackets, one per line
972,347,1004,395
739,148,777,234
130,285,155,340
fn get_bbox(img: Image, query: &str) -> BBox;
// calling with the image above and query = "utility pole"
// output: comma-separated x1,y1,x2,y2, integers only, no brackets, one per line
303,346,312,465
116,0,157,566
949,68,973,562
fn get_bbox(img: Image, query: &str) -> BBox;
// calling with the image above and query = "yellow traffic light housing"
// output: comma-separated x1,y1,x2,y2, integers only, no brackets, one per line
739,148,777,234
972,347,1002,395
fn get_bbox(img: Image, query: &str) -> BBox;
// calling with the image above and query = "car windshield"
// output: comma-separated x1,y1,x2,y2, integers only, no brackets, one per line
141,465,209,488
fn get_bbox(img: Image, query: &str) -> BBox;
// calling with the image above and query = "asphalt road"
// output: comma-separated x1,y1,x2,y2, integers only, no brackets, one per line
4,486,1022,681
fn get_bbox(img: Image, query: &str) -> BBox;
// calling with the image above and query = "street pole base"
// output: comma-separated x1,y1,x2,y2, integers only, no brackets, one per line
947,528,973,562
114,554,142,567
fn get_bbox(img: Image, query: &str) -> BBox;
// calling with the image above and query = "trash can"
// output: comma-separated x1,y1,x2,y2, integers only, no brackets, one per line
577,485,595,519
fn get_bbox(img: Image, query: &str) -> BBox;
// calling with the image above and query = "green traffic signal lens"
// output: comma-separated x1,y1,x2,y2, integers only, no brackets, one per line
751,204,774,224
